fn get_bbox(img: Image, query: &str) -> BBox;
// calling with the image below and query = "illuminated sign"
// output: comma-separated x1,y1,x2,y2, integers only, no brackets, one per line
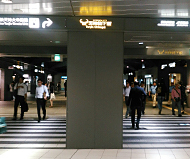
157,20,175,27
79,19,112,29
161,64,167,69
169,62,176,68
157,50,183,55
61,76,67,79
145,75,152,78
157,20,189,27
0,17,53,29
51,54,63,62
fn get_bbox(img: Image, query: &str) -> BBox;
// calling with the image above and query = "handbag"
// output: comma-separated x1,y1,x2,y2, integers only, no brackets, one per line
23,102,29,112
13,83,18,97
50,93,56,100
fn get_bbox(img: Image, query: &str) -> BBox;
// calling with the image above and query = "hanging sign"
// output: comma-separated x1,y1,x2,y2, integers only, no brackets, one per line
0,17,53,29
79,19,112,29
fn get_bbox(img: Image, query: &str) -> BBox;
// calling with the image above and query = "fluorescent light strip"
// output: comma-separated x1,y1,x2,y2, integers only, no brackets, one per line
1,0,12,3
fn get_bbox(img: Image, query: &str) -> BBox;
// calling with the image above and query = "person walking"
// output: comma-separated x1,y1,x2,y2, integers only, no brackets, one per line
180,81,186,114
149,82,157,108
9,81,15,101
123,82,131,118
49,82,55,107
127,81,146,129
167,82,175,105
140,81,147,115
35,79,49,123
171,83,182,117
64,80,67,97
156,79,167,115
12,77,27,120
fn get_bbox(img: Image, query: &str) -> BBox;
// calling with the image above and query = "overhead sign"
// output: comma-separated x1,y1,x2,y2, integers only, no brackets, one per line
79,19,112,29
51,54,63,62
0,17,53,29
157,20,189,27
157,49,183,55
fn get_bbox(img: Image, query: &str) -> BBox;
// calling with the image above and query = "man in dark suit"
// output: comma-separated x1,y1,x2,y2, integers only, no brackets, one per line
127,81,146,129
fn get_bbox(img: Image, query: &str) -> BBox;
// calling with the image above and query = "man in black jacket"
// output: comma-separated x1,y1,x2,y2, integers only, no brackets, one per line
127,81,146,129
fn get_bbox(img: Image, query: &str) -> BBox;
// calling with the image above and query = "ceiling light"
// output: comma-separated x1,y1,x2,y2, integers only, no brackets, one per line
1,0,12,3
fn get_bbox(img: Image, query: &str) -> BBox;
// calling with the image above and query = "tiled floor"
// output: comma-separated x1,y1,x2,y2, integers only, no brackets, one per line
1,92,190,158
1,149,190,159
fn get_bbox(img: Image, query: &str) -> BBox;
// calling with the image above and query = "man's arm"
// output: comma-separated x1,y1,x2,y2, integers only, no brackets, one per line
24,85,27,101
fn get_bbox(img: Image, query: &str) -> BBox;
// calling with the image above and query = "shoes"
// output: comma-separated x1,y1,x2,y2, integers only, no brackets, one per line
142,111,145,115
12,117,17,120
178,114,182,117
43,116,46,120
153,106,156,108
172,112,175,115
49,106,53,108
38,120,40,123
158,110,161,115
136,123,139,130
182,111,184,114
20,117,23,120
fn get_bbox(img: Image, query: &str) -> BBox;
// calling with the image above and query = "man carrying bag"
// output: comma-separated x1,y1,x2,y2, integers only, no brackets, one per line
12,77,27,120
35,79,49,123
171,83,182,117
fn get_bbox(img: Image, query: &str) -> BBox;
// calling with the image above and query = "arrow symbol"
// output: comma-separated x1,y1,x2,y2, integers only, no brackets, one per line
42,18,53,28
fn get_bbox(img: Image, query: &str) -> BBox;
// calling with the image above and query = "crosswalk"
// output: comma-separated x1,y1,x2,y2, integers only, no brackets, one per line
1,116,190,149
0,118,66,149
123,115,190,149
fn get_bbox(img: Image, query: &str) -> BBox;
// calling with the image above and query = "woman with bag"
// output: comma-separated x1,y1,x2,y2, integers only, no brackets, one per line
171,83,182,117
49,82,55,108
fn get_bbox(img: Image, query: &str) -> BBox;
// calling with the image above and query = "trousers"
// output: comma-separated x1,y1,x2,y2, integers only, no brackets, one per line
37,98,46,120
131,106,142,127
151,94,157,107
14,95,25,118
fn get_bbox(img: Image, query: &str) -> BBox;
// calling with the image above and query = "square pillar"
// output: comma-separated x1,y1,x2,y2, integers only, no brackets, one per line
66,31,123,149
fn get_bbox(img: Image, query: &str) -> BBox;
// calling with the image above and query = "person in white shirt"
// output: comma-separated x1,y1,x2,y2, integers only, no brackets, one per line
35,79,49,123
12,77,27,120
123,82,131,118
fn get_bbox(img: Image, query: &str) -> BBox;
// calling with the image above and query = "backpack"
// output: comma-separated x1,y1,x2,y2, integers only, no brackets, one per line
156,86,162,94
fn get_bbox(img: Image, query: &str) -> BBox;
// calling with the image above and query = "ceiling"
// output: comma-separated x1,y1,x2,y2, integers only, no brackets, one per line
1,0,190,18
1,0,190,74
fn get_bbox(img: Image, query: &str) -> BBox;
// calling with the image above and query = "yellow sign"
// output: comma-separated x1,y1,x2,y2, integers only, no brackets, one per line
79,19,112,29
157,50,183,55
80,6,112,15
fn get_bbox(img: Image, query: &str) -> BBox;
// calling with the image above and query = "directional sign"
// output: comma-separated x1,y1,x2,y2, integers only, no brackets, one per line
42,18,53,29
0,16,53,29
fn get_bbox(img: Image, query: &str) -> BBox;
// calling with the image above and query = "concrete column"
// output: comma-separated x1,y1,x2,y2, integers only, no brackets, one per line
187,61,190,107
66,31,123,149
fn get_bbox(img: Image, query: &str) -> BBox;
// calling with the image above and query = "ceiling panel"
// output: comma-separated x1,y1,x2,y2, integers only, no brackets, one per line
124,32,190,48
0,30,67,46
0,0,190,17
0,0,72,15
